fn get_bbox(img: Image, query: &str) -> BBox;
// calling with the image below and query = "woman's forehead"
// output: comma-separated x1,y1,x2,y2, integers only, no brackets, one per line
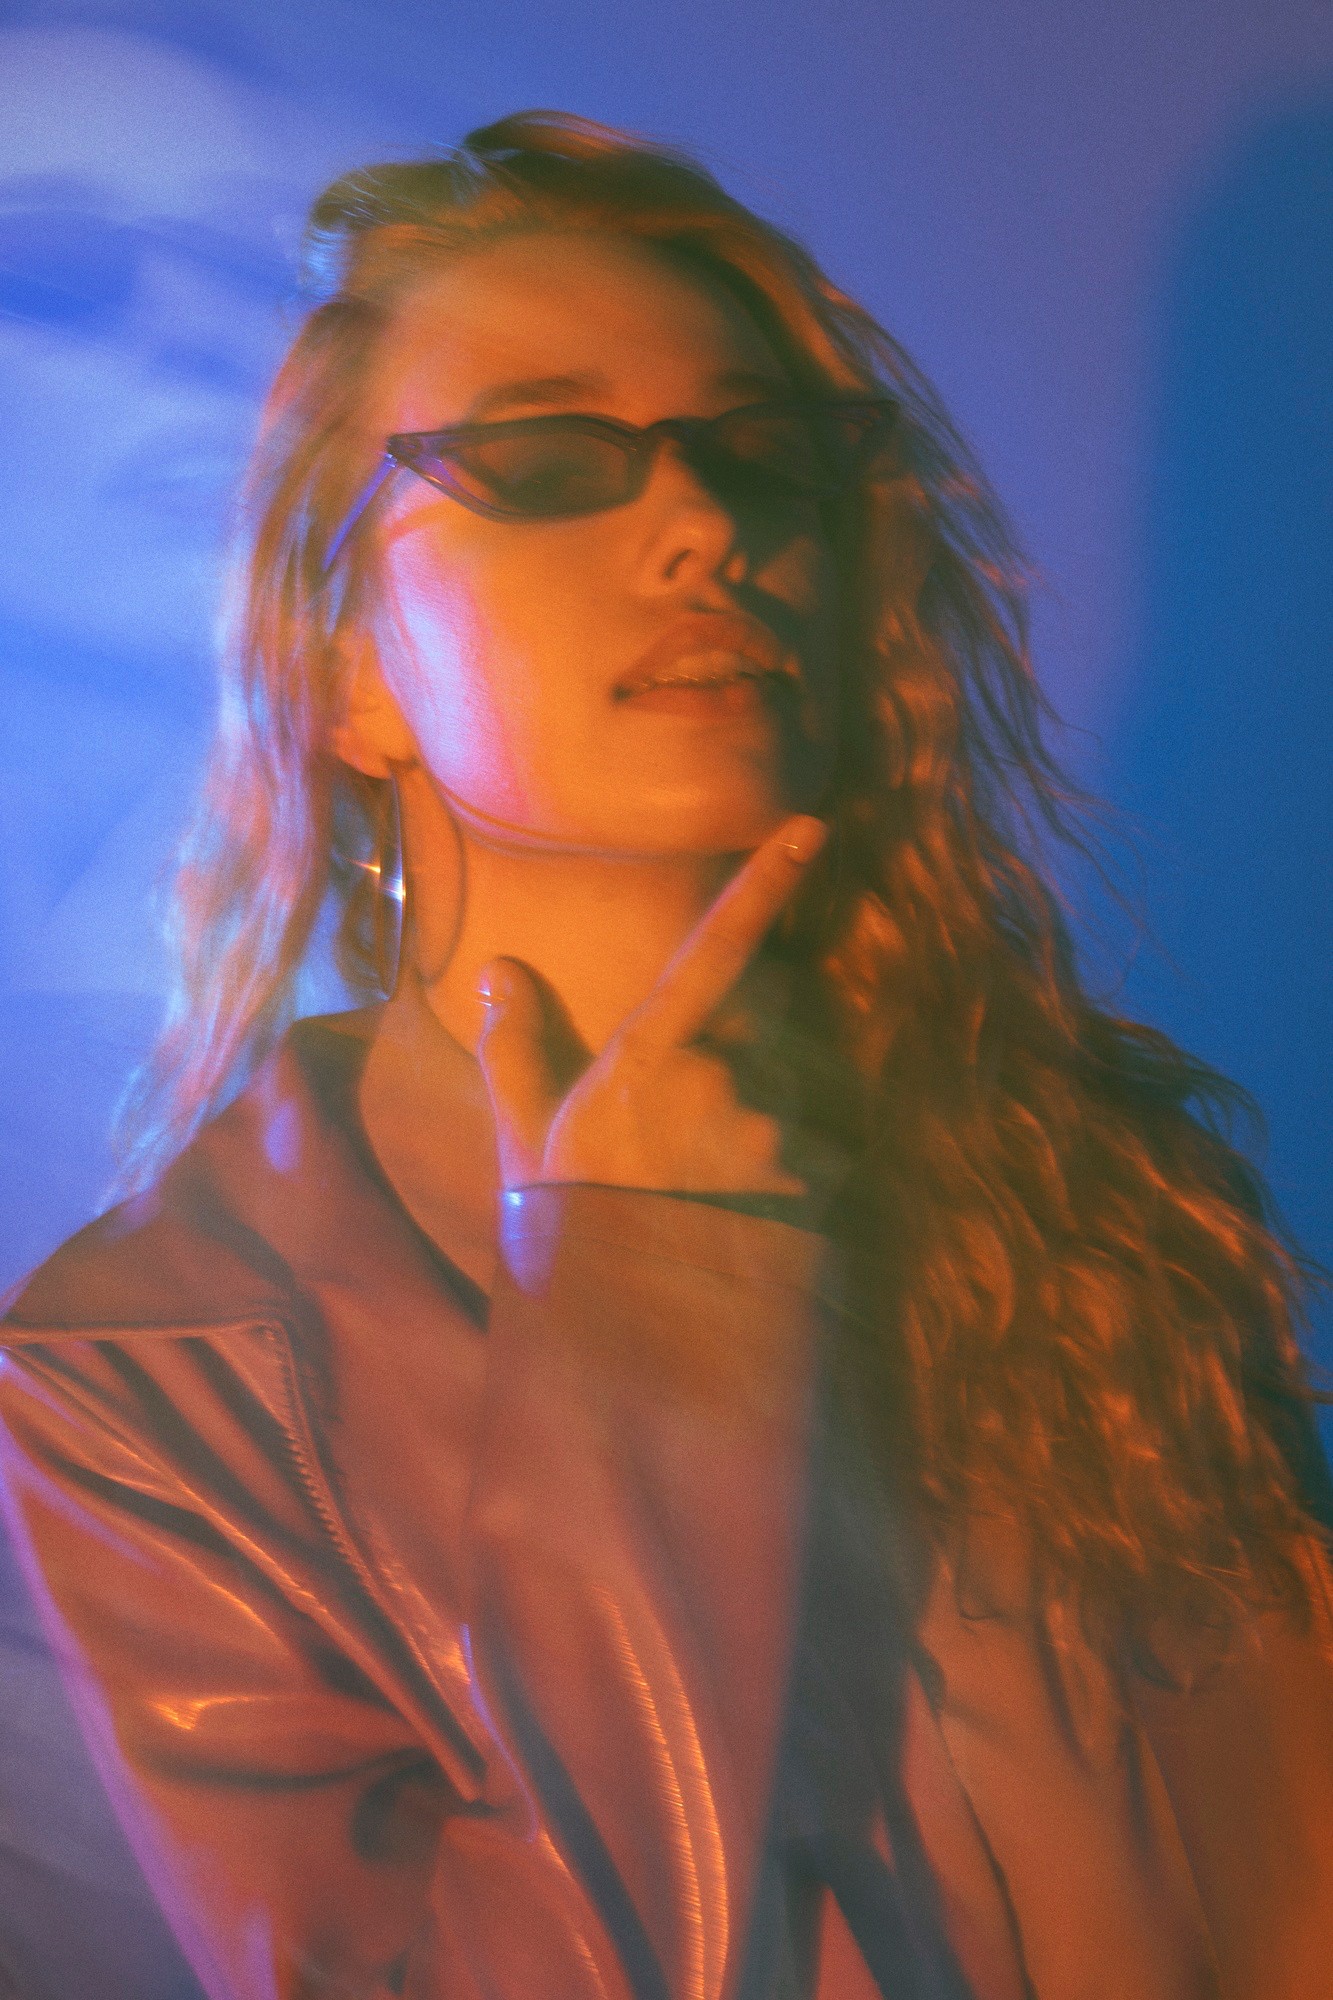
371,229,787,430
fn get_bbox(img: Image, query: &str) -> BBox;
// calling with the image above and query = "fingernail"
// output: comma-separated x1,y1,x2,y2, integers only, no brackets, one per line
781,817,827,864
477,963,511,1009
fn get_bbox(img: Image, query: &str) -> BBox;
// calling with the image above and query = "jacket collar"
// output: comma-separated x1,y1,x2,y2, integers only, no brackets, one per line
358,972,499,1297
4,985,496,1334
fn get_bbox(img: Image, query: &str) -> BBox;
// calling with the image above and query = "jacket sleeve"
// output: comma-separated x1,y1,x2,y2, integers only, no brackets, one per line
448,1184,829,2000
0,1190,832,2000
0,1328,457,2000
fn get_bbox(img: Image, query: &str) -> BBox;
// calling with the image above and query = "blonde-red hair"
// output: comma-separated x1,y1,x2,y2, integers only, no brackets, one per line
118,110,1330,1645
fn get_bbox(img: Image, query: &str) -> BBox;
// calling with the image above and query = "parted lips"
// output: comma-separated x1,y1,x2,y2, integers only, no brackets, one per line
614,611,798,698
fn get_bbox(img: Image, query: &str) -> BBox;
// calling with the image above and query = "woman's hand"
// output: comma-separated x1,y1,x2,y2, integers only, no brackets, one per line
475,815,828,1196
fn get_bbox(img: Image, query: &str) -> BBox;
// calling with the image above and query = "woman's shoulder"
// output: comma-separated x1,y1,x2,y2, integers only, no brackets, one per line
2,1009,380,1346
0,1176,287,1346
0,1011,488,1629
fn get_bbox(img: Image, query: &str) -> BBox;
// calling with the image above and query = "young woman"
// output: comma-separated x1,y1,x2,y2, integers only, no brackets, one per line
1,111,1330,2000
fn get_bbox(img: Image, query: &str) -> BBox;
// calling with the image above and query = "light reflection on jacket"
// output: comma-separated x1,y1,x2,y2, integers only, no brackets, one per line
2,999,1331,1999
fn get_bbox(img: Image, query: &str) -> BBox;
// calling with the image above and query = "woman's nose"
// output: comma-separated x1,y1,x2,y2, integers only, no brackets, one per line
639,443,748,587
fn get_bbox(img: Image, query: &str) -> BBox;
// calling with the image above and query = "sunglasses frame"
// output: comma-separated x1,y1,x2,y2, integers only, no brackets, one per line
322,395,896,574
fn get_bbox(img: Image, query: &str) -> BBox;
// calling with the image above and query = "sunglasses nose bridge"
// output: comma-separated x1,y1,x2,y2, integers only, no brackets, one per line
638,415,703,446
627,414,726,502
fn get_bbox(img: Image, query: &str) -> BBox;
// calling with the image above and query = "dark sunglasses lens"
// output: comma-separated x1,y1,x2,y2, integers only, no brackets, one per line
709,408,831,492
708,404,890,495
0,212,136,332
416,427,634,517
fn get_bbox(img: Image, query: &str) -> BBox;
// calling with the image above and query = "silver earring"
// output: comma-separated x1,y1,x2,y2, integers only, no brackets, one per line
366,771,406,999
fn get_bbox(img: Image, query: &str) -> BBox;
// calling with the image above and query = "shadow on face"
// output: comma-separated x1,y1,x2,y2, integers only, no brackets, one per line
357,229,843,863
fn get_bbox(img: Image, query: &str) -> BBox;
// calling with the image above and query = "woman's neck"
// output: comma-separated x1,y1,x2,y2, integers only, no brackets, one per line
399,770,732,1059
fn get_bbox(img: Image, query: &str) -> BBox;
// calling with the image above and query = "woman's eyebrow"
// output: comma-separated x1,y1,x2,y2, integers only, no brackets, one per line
464,372,611,420
461,366,791,424
710,367,792,401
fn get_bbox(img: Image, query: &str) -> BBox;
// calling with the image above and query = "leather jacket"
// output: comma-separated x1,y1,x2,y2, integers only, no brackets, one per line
1,997,1332,2000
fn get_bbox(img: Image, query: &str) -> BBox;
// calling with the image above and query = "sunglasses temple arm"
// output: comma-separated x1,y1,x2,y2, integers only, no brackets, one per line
321,455,397,578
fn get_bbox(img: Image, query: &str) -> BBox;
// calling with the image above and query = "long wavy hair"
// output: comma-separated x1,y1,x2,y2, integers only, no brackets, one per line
117,110,1328,1646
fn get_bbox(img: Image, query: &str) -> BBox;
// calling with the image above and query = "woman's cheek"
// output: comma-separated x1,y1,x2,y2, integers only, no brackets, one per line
376,531,618,834
377,553,512,810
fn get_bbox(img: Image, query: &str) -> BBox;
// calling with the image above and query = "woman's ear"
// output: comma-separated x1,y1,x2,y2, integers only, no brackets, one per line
328,639,419,777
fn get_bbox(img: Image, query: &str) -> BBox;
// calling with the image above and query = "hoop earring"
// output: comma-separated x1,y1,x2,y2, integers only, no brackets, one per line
369,769,407,1000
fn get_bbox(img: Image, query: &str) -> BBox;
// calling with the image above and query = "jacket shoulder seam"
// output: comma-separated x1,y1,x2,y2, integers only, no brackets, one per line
0,1312,289,1346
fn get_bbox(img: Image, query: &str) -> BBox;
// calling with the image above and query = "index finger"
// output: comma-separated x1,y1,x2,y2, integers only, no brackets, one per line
627,815,828,1051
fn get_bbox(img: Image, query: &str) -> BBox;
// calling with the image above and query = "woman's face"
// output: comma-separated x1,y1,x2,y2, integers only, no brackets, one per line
363,229,841,859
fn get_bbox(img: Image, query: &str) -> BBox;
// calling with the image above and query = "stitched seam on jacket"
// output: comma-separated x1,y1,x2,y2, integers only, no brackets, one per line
0,1312,289,1343
260,1320,488,1793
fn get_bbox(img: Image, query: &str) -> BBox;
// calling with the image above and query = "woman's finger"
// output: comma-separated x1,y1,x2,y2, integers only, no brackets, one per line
625,815,827,1054
476,957,561,1184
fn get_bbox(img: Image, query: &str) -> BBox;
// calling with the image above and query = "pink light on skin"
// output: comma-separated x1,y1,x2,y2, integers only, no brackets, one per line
332,229,841,1066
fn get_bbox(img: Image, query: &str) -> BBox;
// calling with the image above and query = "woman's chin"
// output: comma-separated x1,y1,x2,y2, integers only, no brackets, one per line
637,757,833,851
601,791,804,859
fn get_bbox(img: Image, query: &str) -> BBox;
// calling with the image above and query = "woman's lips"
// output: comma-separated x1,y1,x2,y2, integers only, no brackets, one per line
615,653,783,716
614,613,799,719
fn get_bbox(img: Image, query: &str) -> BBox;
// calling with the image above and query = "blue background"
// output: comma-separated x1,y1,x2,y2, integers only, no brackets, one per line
0,6,1331,1992
1,0,1330,1352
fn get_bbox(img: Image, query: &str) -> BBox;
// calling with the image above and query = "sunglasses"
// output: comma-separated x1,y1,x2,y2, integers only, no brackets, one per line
324,396,896,572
